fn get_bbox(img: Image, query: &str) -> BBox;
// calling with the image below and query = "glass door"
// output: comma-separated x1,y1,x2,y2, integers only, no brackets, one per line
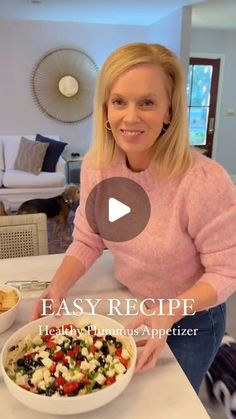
187,58,220,157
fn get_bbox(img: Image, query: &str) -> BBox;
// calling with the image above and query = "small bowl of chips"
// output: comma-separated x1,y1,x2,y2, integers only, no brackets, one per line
0,285,21,334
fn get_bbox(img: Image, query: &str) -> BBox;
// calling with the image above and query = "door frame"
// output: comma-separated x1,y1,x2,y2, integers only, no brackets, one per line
190,52,225,160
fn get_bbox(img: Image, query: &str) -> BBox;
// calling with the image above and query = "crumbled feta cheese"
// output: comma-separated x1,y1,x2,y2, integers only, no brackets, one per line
80,360,90,371
81,347,88,357
106,354,112,364
94,340,103,350
115,362,126,374
42,357,53,368
85,336,93,346
106,369,115,377
38,380,46,391
31,368,44,385
95,373,106,385
121,349,130,360
89,360,98,372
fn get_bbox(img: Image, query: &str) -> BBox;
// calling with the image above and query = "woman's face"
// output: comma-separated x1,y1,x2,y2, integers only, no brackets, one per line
107,63,170,170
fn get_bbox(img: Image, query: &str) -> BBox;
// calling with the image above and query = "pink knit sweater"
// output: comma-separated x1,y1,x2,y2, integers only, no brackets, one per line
66,152,236,304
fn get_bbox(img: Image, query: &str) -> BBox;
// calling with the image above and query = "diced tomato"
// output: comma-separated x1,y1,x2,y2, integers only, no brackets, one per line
89,330,95,336
54,376,67,388
115,348,122,357
46,340,57,350
76,360,82,366
63,381,79,394
19,385,30,391
67,349,76,358
80,378,91,386
62,358,69,367
73,345,80,356
42,334,51,342
105,376,116,385
49,363,56,374
48,326,58,335
52,350,64,362
23,351,38,359
119,356,128,368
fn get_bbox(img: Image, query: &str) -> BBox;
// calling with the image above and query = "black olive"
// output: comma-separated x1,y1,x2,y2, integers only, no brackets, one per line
16,358,26,367
27,379,34,388
46,387,56,397
105,335,113,342
38,388,46,394
59,388,64,395
78,383,85,390
32,360,39,368
101,342,109,355
76,354,85,361
24,358,33,367
93,382,102,389
115,341,122,349
37,357,44,366
98,356,106,366
74,339,81,345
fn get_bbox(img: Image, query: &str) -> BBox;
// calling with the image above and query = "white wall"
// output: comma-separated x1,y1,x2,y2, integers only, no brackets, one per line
191,28,236,178
0,10,191,156
0,19,150,154
149,6,192,75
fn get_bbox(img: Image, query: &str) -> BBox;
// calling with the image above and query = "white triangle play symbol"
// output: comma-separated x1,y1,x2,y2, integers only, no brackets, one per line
108,197,131,223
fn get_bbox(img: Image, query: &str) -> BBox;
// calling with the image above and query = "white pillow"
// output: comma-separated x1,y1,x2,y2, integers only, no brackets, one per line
0,140,4,170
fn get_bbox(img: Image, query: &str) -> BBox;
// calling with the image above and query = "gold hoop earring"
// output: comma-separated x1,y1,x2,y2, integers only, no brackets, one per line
105,120,112,131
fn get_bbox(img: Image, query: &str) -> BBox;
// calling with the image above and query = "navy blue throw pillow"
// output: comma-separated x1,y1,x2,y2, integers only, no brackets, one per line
36,134,67,172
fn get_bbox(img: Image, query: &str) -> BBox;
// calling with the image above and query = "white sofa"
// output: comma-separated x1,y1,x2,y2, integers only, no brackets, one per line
0,135,66,211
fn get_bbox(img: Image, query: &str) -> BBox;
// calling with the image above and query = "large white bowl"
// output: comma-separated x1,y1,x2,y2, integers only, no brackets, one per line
0,313,137,415
0,285,21,334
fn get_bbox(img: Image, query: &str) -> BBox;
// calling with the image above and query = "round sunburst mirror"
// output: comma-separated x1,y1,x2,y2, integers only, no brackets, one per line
31,48,98,123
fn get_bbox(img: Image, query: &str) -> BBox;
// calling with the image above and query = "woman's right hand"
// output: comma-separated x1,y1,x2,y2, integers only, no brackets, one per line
31,282,66,321
30,256,86,321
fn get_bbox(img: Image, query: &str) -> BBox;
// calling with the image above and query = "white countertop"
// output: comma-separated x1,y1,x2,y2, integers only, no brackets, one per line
0,252,210,419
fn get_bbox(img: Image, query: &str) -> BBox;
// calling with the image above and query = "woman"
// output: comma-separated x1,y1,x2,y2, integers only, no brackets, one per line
32,43,236,393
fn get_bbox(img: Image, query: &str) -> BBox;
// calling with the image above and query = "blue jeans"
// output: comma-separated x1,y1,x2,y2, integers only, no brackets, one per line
167,303,226,393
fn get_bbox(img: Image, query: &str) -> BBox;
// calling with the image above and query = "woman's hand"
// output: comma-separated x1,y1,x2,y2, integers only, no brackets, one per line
125,308,175,373
31,282,66,321
30,256,86,321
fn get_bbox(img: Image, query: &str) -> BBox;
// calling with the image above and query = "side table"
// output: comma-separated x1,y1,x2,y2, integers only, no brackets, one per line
62,155,83,184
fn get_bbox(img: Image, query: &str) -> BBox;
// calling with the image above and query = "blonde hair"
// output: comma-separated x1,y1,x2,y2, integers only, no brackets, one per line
88,42,192,179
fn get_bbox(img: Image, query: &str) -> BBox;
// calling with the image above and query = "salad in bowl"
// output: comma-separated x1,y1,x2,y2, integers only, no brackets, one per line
0,314,137,415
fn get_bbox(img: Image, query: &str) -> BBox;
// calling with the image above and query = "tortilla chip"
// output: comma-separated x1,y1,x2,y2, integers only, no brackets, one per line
0,290,19,312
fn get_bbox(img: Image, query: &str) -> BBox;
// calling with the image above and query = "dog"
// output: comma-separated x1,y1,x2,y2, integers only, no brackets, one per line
0,201,7,216
17,184,80,241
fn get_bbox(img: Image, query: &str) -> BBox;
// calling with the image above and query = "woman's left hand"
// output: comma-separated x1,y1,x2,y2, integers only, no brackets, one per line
125,308,176,373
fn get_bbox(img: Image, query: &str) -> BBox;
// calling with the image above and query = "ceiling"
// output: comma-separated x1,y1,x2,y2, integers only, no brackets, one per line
191,0,236,30
0,0,202,25
0,0,235,30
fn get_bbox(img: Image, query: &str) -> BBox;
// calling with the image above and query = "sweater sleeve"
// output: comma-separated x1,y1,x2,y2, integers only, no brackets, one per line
65,158,105,270
186,160,236,303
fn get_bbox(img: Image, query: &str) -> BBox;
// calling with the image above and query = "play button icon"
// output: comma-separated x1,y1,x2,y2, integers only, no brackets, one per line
85,177,151,242
108,198,131,222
